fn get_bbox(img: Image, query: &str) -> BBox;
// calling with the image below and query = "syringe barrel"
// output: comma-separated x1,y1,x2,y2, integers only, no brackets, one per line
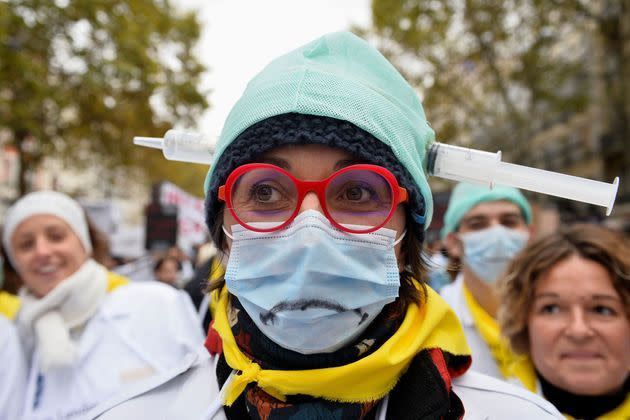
163,130,213,165
427,142,501,186
427,142,619,215
495,162,619,215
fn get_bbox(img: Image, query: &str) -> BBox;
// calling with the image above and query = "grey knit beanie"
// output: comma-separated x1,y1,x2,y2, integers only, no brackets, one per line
205,113,425,236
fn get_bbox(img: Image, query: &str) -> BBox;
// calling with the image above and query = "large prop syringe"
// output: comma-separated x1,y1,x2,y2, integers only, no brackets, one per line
133,131,620,215
426,143,619,215
134,130,215,165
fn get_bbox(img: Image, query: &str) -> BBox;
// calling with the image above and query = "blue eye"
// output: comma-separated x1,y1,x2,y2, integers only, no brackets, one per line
540,304,561,315
592,305,616,316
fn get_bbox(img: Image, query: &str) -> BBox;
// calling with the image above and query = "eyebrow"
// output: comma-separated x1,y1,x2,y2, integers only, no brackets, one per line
533,293,621,302
533,293,560,299
460,213,523,227
501,213,525,219
258,158,367,173
591,294,622,302
334,159,367,170
461,215,488,223
460,215,490,227
260,157,290,169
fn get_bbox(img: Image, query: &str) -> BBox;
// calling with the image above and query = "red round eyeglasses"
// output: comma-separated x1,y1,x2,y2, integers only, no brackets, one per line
218,163,408,234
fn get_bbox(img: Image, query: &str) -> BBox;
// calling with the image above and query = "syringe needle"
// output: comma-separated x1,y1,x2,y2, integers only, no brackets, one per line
133,137,164,150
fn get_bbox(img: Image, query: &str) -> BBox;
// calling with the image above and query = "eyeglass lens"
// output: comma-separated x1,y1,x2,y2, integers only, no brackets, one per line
230,167,394,230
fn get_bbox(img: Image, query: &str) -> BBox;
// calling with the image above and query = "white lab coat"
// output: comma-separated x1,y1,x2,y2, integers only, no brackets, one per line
0,316,27,420
18,282,207,420
440,274,506,381
86,351,562,419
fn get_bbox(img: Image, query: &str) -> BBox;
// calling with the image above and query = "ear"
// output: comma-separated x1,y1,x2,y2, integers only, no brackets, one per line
526,224,536,242
444,232,463,259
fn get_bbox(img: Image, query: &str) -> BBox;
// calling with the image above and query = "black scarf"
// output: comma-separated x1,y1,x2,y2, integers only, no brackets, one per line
538,372,630,419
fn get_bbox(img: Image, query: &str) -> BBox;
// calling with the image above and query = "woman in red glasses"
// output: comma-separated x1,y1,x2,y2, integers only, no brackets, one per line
91,31,561,420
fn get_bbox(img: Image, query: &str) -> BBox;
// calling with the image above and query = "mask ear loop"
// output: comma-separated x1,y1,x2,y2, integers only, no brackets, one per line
222,225,234,240
393,229,407,246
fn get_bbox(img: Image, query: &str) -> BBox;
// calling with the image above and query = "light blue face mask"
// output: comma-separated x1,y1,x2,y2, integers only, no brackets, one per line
459,225,529,284
223,210,404,354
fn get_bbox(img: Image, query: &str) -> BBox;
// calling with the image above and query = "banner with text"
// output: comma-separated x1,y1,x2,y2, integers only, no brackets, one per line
158,182,208,255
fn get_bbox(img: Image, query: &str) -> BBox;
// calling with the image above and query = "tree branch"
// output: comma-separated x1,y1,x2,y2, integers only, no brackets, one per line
549,0,604,22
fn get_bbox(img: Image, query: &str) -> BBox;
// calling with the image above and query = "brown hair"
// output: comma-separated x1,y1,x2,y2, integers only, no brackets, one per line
207,206,428,310
497,223,630,354
154,256,182,273
85,216,113,267
1,243,21,294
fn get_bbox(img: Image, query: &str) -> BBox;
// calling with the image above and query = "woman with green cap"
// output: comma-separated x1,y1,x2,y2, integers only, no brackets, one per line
440,182,535,389
89,31,560,419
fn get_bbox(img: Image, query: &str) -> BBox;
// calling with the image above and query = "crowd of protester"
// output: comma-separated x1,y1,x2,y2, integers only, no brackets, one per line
1,30,628,419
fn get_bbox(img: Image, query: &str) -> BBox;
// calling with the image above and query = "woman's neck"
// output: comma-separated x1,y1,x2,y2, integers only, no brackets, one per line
462,268,498,318
537,371,629,419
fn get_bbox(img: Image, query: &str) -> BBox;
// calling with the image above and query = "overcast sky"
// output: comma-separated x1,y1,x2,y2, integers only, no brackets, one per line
173,0,371,143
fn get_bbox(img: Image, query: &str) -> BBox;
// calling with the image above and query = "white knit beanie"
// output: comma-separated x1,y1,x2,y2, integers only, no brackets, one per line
2,191,92,267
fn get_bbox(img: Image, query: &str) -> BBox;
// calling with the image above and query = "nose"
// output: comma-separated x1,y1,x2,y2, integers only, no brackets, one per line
299,191,324,214
565,307,595,340
33,237,53,258
488,219,503,229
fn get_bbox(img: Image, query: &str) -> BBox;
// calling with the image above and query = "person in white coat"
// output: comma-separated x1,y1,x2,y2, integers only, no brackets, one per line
2,191,206,419
439,182,536,389
0,315,27,420
90,31,560,419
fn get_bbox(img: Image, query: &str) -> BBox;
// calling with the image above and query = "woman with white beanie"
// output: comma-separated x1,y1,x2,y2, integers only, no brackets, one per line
2,190,206,419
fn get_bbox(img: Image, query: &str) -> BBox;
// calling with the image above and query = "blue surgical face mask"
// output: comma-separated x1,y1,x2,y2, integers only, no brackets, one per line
459,225,529,284
223,210,404,354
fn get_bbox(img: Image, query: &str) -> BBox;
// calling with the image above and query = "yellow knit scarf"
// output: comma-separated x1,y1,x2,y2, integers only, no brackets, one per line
211,284,471,406
462,284,537,391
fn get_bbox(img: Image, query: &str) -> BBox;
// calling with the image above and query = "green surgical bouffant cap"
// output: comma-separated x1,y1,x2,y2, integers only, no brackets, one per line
440,182,533,239
204,31,436,226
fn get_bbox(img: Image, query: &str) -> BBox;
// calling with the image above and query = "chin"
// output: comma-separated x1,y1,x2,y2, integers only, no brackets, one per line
558,374,615,396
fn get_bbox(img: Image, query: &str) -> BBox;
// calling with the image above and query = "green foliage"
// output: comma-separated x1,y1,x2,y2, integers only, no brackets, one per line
0,0,209,195
367,0,599,163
